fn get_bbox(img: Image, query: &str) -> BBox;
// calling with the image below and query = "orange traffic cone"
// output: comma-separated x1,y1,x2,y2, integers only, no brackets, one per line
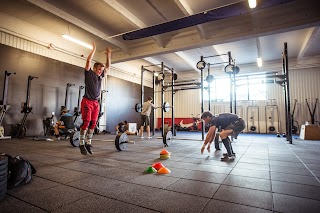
157,167,171,174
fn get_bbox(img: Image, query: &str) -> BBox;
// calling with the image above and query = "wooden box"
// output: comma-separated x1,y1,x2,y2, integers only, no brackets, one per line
300,125,320,140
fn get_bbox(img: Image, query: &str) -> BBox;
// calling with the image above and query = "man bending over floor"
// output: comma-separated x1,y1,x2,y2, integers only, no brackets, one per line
201,111,245,161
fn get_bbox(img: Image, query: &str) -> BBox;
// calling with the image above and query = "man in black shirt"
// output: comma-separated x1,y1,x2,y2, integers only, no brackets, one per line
79,41,111,155
201,111,245,161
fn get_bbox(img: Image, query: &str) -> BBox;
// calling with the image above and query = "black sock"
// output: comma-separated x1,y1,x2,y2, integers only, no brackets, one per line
222,137,232,156
226,137,235,154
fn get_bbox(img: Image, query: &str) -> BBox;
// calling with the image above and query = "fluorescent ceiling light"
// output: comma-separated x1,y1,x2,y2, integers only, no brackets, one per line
248,0,257,9
62,34,93,49
257,57,263,67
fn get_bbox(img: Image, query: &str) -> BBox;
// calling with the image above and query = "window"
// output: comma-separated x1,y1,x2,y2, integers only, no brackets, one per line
247,76,267,100
203,75,267,102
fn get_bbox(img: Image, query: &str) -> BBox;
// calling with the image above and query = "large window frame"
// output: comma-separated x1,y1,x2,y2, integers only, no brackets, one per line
203,75,267,102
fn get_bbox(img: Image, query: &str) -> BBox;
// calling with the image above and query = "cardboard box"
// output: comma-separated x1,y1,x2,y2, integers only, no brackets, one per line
128,123,137,133
300,125,320,140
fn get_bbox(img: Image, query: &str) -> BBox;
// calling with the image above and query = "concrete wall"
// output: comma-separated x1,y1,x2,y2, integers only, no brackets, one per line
0,44,153,136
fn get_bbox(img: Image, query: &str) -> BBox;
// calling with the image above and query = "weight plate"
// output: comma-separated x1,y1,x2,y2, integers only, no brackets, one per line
70,131,80,147
163,131,172,147
173,73,178,81
250,126,256,132
206,75,214,83
115,133,128,151
163,102,170,112
233,66,240,74
269,126,276,132
196,60,206,70
292,126,298,134
135,103,142,113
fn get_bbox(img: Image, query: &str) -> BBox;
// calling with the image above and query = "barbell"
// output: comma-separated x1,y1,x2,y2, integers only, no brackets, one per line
69,130,134,151
134,102,173,113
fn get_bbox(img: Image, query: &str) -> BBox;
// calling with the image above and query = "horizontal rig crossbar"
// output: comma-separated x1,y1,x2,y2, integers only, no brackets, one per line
165,82,201,87
142,64,161,68
203,53,228,59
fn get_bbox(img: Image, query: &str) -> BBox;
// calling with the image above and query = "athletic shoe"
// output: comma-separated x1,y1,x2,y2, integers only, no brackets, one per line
55,134,60,140
140,136,144,139
221,156,235,161
148,137,152,139
79,145,88,155
223,152,236,156
85,143,93,154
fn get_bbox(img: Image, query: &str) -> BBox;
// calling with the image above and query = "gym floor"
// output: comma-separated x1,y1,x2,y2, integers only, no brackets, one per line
0,132,320,213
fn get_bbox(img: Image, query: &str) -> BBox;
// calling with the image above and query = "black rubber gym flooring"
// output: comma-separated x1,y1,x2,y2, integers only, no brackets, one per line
0,132,320,213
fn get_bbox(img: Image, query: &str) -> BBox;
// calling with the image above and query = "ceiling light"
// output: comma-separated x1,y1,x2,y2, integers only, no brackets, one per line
257,57,263,67
248,0,257,9
62,34,93,49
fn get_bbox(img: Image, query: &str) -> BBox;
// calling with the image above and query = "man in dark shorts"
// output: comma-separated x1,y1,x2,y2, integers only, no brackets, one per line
139,97,155,139
79,41,111,155
201,111,246,161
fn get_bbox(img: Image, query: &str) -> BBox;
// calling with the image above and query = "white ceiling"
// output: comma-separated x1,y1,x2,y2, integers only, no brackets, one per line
1,0,320,78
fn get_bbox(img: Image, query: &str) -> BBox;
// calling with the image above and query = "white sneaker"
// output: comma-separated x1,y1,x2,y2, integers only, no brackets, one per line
148,136,152,139
140,136,144,139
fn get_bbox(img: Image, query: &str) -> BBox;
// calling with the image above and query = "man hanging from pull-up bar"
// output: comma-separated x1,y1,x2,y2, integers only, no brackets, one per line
201,111,245,161
79,41,111,155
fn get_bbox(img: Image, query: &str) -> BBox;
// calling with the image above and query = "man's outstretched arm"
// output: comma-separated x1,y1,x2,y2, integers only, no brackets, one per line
201,125,216,154
85,41,96,71
105,47,112,74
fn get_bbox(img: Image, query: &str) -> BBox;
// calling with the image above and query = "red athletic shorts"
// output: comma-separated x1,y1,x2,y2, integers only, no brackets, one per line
80,97,100,129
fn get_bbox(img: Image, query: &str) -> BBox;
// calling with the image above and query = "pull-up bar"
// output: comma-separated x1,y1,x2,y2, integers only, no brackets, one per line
203,53,229,59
